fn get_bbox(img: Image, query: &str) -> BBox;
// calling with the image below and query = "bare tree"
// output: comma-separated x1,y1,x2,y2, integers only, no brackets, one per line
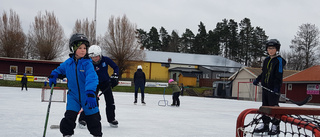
27,11,66,60
290,23,320,70
102,15,144,77
72,18,96,44
0,9,26,58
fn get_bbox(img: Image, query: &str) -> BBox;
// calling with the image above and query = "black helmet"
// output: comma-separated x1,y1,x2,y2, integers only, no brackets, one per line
69,33,90,52
265,39,281,51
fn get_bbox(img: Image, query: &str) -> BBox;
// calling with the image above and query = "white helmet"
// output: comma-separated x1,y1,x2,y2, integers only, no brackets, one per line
137,65,142,69
88,45,102,57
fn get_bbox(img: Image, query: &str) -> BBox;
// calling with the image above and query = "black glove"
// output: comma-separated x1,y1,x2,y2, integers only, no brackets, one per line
253,79,259,86
110,73,119,88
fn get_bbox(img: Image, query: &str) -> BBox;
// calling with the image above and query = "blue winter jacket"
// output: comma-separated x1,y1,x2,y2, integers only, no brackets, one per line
94,56,119,84
52,56,99,115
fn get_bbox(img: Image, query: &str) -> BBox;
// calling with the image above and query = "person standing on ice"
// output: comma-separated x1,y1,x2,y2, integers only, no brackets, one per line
78,44,119,128
21,73,28,91
133,65,146,104
48,33,102,137
252,39,286,135
168,79,181,107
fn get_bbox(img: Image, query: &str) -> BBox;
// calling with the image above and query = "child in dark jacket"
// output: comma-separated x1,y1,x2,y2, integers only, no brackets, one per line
21,73,28,91
253,39,286,135
49,33,102,137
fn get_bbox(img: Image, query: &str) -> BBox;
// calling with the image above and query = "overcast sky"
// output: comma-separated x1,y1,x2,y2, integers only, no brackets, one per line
1,0,320,52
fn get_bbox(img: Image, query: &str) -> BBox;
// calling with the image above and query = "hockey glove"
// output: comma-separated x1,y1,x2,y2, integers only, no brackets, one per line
48,71,58,87
252,79,259,86
273,88,279,93
110,73,119,88
85,90,97,109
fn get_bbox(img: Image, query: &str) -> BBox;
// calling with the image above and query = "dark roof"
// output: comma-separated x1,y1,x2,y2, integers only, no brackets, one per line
283,65,320,83
169,67,202,73
179,72,197,77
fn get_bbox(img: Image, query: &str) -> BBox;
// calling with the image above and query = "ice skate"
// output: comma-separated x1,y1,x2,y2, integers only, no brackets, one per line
78,120,87,129
268,125,280,135
109,120,118,128
141,101,146,105
253,123,269,133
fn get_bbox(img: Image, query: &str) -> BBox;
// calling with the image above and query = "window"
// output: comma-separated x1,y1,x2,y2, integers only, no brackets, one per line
10,66,18,74
25,66,33,75
288,84,292,90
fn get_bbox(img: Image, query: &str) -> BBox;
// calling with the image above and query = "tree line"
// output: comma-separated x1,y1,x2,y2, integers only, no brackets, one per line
0,9,319,71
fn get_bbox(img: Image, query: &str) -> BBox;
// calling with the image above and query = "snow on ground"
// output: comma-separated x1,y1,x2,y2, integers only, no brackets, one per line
0,86,319,137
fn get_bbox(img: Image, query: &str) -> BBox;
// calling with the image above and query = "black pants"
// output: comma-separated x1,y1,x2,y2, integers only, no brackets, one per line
21,83,27,90
172,92,181,106
261,89,280,125
60,110,102,136
79,81,116,123
134,83,145,101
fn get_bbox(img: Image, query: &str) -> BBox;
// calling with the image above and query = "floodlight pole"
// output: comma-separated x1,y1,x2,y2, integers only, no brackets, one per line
94,0,97,44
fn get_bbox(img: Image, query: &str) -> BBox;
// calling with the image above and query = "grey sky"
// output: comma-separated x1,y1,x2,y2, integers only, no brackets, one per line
1,0,320,51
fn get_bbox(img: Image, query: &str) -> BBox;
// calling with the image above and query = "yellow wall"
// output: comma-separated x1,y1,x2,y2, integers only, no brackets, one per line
112,61,169,81
179,75,197,87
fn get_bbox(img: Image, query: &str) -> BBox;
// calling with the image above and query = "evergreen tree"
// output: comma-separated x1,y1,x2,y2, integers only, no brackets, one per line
180,28,195,53
148,27,161,51
159,27,170,51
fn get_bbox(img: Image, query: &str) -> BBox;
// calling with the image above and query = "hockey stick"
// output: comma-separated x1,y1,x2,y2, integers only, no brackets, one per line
43,85,54,137
258,84,312,106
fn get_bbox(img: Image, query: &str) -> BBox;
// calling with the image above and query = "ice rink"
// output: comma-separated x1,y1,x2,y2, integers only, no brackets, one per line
0,86,318,137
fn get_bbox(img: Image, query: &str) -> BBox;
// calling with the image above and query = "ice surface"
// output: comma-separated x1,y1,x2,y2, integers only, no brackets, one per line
0,86,318,137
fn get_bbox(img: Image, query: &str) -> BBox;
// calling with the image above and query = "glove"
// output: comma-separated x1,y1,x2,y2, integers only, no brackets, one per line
85,90,97,109
273,88,279,93
253,79,259,86
48,71,58,87
110,73,119,88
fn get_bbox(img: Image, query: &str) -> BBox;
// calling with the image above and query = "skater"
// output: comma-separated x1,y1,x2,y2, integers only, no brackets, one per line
180,83,184,96
21,73,28,91
168,79,181,107
252,39,286,135
133,65,146,104
79,44,119,128
48,33,102,137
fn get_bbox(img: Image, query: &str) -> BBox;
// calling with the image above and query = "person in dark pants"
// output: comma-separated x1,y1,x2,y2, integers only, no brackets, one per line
168,79,181,107
49,33,102,137
78,45,119,128
180,83,184,96
252,39,286,135
21,73,28,91
134,65,146,104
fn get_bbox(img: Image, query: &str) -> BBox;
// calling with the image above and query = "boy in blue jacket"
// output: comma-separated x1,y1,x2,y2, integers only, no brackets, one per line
49,34,102,137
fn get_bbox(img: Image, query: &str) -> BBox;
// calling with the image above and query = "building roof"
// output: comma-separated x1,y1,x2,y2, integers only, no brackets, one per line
229,67,299,80
169,67,202,73
283,65,320,83
0,57,62,64
144,51,243,68
179,72,197,77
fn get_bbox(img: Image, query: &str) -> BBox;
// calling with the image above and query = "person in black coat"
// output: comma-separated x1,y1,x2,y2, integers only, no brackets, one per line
21,73,28,91
252,39,286,135
134,65,146,104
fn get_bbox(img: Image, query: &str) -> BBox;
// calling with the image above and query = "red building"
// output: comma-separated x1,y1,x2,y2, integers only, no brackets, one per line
0,57,61,77
283,65,320,104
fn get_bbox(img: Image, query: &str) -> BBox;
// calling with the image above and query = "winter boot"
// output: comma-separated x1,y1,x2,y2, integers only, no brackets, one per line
141,97,146,105
268,125,280,135
134,98,137,104
78,120,87,129
253,123,269,133
109,119,118,128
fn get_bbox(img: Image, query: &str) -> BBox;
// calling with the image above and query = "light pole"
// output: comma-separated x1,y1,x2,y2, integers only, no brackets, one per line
94,0,97,44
